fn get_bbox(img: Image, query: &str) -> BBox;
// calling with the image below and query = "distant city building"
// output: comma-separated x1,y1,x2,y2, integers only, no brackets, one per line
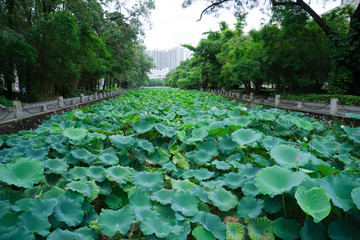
145,47,192,79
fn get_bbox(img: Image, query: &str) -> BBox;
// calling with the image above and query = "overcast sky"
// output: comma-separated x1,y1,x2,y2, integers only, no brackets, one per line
143,0,340,50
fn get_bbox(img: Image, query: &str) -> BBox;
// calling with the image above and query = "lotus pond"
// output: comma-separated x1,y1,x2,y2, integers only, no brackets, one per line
0,88,360,240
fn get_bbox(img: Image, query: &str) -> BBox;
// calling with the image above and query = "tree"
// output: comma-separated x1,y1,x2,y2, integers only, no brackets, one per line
182,0,360,94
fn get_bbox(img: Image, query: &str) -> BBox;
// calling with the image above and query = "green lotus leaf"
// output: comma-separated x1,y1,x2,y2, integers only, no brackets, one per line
226,222,246,240
134,119,153,134
349,133,360,145
261,137,285,150
193,150,213,164
262,195,282,214
43,159,69,174
320,174,360,211
231,129,262,146
66,180,100,202
237,196,264,218
98,153,119,166
87,132,106,140
171,191,198,216
86,166,105,182
137,139,155,153
41,186,65,200
247,218,275,240
294,119,314,131
212,160,231,170
0,158,44,188
19,211,51,236
24,147,49,160
63,128,88,141
251,154,272,167
345,112,360,119
105,165,134,184
109,135,136,149
223,172,246,189
98,206,135,237
0,201,10,218
192,168,215,181
208,187,238,212
74,111,87,120
141,214,175,238
0,226,35,240
28,198,57,218
132,171,163,192
129,191,152,213
192,226,216,240
191,128,209,141
351,187,360,210
270,145,311,169
154,123,177,137
273,217,300,240
316,164,340,177
172,178,197,192
299,218,327,240
198,140,219,157
70,148,95,164
207,121,229,135
308,140,332,157
47,229,90,240
295,186,331,223
151,188,175,205
53,194,84,227
328,218,360,240
67,166,88,180
200,212,227,240
201,180,225,189
228,116,252,128
153,204,176,222
254,165,306,197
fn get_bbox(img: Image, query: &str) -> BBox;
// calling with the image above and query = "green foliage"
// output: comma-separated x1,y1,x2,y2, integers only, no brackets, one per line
0,88,360,239
280,93,360,106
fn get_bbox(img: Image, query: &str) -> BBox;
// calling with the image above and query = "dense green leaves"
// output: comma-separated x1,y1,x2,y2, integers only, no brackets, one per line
98,206,135,237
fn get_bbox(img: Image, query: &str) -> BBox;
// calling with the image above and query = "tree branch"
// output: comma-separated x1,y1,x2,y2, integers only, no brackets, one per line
197,0,230,22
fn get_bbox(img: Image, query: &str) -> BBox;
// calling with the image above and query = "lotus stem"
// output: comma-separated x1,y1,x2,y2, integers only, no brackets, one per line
282,193,287,219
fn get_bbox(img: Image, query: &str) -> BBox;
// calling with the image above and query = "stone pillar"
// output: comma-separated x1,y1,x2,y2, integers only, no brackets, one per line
242,95,247,100
250,92,254,101
297,102,303,110
94,93,98,100
40,105,47,112
13,101,22,118
275,95,281,107
80,94,85,103
330,98,339,116
58,96,64,108
70,99,75,105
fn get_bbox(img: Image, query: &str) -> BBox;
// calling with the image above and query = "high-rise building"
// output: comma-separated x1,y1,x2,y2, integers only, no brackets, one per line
145,47,192,72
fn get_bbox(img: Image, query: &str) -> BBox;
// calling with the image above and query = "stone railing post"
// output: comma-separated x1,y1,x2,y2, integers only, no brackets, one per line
80,94,85,103
13,101,22,118
297,102,303,110
330,98,338,116
40,105,47,112
250,92,254,102
275,95,281,107
94,93,98,100
58,96,64,108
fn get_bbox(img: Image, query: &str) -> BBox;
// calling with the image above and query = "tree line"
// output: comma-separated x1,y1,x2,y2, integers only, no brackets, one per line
166,0,360,95
0,0,155,101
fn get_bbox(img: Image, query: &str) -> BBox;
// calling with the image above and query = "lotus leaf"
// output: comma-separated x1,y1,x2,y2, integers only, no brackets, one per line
270,145,311,169
137,139,155,153
63,128,88,141
254,166,306,197
129,191,152,210
98,153,119,166
141,214,176,238
201,180,225,189
43,159,69,174
0,158,44,188
66,180,100,201
200,212,227,240
226,222,246,240
41,186,65,200
134,119,153,134
273,217,300,240
172,178,197,192
191,128,209,141
105,165,133,184
351,187,360,210
67,166,88,180
24,147,48,160
208,187,238,212
154,123,177,137
132,171,163,192
151,189,175,205
0,227,35,240
70,148,95,164
247,218,274,240
237,196,264,218
222,172,246,189
231,129,262,146
192,226,216,240
171,191,198,216
328,218,360,239
320,174,360,211
308,140,332,157
98,206,135,237
19,211,51,236
86,166,105,182
218,136,237,154
192,150,213,164
192,168,215,180
53,195,84,227
299,218,327,240
109,135,136,149
27,198,57,218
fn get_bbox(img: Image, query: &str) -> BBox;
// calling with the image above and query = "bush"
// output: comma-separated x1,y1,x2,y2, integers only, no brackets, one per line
0,96,13,107
280,94,360,106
